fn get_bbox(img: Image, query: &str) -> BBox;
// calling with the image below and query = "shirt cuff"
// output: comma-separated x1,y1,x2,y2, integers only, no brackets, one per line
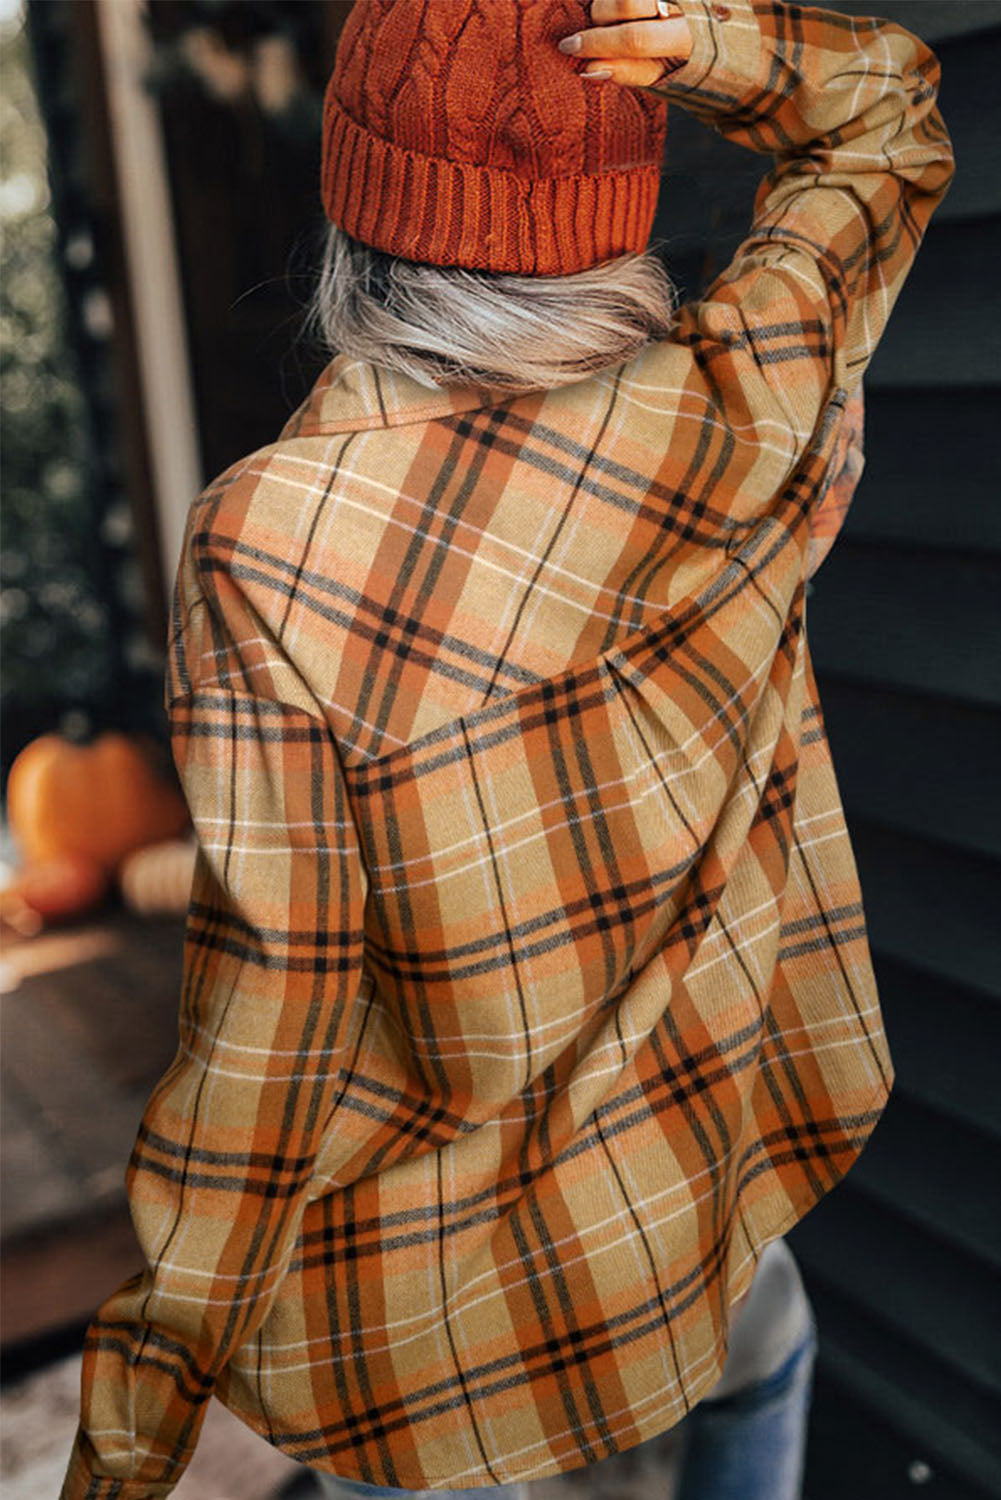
654,0,764,102
59,1425,177,1500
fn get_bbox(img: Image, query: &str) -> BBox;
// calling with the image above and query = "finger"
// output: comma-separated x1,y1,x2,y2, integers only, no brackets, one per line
581,57,673,88
590,0,682,21
561,18,684,59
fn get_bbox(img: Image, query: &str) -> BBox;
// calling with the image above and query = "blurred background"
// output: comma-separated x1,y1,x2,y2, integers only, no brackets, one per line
1,1,999,1497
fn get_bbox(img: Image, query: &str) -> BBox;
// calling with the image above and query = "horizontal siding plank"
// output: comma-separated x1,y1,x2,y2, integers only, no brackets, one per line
924,28,1001,220
808,546,1001,706
864,220,1001,388
874,954,1001,1138
842,389,1001,553
789,1193,1001,1396
845,1098,1001,1269
796,1269,1001,1496
807,1338,1001,1500
849,819,1000,996
815,680,1000,859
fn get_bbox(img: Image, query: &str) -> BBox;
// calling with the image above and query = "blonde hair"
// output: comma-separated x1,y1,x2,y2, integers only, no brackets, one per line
300,221,680,396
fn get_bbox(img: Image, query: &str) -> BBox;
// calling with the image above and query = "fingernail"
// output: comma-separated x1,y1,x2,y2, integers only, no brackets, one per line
558,32,582,53
582,67,613,79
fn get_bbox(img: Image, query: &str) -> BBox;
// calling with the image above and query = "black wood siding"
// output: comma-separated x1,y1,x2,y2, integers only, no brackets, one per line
650,4,1001,1496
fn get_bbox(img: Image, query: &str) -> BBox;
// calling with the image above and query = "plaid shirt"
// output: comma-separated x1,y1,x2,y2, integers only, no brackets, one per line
63,0,954,1493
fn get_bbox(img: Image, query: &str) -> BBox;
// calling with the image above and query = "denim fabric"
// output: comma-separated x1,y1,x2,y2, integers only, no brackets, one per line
701,1236,813,1401
674,1310,818,1500
312,1480,533,1499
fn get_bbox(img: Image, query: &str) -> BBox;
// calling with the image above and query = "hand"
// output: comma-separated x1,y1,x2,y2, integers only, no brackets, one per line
557,0,694,90
807,383,866,581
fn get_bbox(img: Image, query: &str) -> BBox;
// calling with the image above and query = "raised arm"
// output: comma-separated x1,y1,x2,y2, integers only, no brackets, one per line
565,0,955,458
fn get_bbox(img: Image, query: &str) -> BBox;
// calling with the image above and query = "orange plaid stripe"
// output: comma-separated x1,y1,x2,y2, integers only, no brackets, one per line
62,0,953,1493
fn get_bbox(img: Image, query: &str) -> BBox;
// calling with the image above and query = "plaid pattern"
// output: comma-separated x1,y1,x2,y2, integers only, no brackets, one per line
62,1,954,1494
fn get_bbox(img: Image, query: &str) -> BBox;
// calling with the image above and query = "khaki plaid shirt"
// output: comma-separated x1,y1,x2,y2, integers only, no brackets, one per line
63,0,954,1493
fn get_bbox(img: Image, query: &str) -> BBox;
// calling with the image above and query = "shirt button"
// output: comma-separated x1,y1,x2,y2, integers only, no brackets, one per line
712,3,731,17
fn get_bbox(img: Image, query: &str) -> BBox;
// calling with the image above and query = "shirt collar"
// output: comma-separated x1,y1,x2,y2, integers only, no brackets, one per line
278,353,508,438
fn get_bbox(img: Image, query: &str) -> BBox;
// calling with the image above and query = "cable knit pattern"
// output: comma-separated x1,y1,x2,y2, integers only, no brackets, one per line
321,0,668,273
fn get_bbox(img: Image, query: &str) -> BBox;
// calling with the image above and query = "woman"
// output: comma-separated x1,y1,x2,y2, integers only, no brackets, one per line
60,2,952,1499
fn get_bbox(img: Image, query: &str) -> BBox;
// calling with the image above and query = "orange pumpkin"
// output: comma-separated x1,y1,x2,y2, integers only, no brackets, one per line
6,731,191,874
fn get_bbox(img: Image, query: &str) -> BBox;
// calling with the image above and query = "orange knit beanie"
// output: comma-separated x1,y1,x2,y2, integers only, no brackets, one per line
320,0,669,277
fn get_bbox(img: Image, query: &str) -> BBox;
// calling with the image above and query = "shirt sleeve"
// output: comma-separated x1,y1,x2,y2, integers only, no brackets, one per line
60,622,369,1496
657,0,955,463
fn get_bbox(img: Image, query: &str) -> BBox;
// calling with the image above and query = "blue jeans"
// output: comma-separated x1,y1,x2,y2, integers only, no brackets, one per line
674,1299,817,1500
312,1237,817,1500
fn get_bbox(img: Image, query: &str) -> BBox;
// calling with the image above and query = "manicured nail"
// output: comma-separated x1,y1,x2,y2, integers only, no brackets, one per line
558,32,582,53
582,67,613,79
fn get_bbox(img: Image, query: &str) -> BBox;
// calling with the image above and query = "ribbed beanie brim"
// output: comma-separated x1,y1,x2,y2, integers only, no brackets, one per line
320,0,668,276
